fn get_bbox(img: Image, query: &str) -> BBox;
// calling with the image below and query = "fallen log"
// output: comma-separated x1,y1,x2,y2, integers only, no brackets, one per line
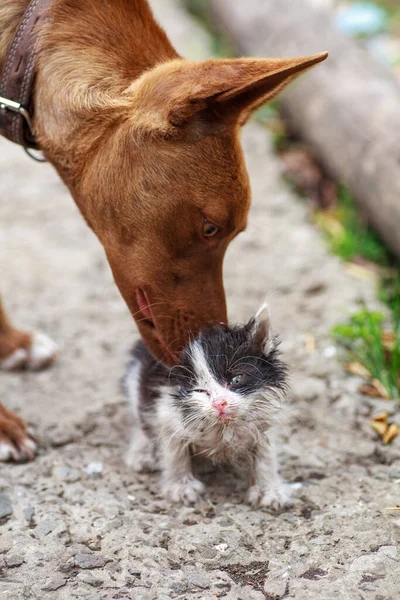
208,0,400,259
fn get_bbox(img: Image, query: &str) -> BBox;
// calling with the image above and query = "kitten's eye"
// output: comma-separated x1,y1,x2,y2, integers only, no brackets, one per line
203,220,219,238
193,388,209,395
229,375,243,386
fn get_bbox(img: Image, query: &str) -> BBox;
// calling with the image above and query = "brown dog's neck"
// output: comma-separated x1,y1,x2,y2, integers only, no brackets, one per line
0,1,179,179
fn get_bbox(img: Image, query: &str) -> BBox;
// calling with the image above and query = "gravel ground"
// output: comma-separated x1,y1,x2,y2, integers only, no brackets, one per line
1,1,399,599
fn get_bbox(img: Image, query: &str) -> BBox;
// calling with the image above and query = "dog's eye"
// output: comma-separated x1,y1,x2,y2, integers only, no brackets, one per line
203,220,219,237
229,375,243,386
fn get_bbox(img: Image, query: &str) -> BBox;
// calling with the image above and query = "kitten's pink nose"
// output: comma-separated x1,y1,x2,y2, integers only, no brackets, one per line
212,398,228,415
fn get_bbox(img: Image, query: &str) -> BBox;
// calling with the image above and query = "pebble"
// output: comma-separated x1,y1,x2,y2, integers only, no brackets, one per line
280,512,298,524
34,518,61,537
53,465,81,483
186,572,211,589
0,494,13,520
77,572,105,587
75,553,108,569
196,545,218,560
83,462,103,477
24,505,35,523
0,534,13,554
169,579,188,594
5,554,24,568
214,543,228,552
41,575,67,591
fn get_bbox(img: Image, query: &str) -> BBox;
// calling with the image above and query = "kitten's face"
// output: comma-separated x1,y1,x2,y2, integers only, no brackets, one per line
172,309,288,430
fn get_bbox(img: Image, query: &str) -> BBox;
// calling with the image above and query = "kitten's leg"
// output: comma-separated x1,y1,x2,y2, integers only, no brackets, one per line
125,424,157,472
160,437,205,505
124,357,157,472
247,434,291,509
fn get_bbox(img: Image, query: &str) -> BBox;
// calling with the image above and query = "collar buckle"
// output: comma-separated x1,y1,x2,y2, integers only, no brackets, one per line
0,95,35,136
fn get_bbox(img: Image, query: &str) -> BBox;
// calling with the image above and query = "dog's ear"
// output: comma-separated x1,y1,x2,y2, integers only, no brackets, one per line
165,52,328,128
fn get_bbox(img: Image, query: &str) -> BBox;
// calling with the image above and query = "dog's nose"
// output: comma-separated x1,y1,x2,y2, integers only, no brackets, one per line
212,398,228,415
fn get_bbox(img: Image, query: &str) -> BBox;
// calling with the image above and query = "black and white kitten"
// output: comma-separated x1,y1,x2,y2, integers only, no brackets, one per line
123,306,291,507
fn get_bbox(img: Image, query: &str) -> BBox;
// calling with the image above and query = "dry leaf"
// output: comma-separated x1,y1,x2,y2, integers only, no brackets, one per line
370,420,388,437
304,333,316,353
382,331,397,352
371,378,390,400
360,383,383,397
383,423,400,445
372,412,388,423
360,380,390,399
345,362,371,379
343,263,380,285
315,213,345,238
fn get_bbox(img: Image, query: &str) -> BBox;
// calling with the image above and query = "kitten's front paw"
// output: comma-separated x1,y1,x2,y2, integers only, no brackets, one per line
163,475,205,505
125,447,157,473
247,483,292,510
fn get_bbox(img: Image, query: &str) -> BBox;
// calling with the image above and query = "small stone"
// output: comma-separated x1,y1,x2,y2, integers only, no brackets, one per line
75,553,108,569
128,568,141,577
280,512,297,524
24,505,35,523
53,465,81,483
0,534,13,554
33,552,45,561
101,518,123,534
41,575,67,591
169,580,188,594
196,545,218,560
5,554,24,567
359,581,378,592
35,518,59,537
187,572,210,589
392,520,400,543
377,546,398,561
0,494,12,520
77,572,104,587
83,462,103,477
215,543,228,552
264,575,289,597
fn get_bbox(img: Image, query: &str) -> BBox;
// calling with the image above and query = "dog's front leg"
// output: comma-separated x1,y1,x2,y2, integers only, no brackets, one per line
0,297,57,371
0,403,37,462
160,436,205,505
247,434,291,509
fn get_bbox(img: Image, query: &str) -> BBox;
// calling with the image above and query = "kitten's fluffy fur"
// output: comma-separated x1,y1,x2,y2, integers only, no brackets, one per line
123,306,291,507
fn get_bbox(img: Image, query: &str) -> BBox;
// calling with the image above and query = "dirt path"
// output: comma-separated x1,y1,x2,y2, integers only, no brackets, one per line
1,2,399,599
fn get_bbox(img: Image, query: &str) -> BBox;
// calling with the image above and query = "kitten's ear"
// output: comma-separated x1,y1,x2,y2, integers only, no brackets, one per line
249,304,275,355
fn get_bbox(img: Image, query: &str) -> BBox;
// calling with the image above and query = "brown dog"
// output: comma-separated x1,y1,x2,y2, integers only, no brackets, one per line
0,0,327,460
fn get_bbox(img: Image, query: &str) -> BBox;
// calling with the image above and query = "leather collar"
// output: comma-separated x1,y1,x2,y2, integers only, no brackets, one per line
0,0,50,150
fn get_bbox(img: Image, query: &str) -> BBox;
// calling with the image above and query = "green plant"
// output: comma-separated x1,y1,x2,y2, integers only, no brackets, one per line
332,308,400,399
322,185,391,264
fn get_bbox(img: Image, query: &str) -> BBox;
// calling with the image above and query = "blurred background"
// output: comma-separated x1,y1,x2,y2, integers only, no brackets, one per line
178,0,400,420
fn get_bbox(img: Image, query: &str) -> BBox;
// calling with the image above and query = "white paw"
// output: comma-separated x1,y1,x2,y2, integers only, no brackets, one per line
247,483,292,509
162,475,205,505
0,348,28,370
0,331,57,371
27,332,58,370
0,436,37,463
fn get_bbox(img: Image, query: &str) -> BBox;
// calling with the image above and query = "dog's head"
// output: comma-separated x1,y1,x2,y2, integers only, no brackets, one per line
73,54,327,363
